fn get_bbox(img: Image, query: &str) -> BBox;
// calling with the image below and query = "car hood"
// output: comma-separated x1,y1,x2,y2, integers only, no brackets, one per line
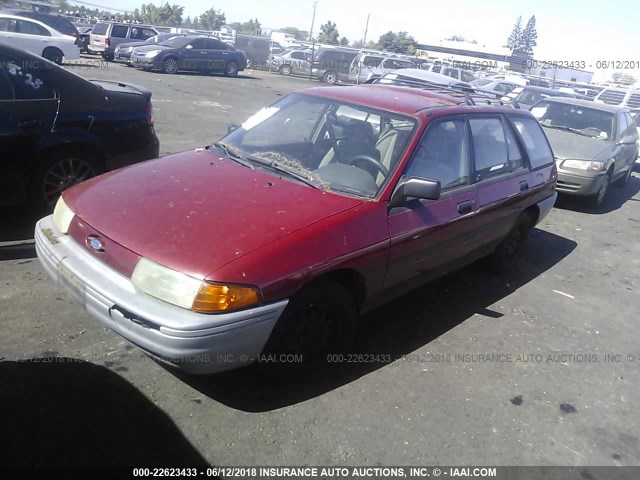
117,41,150,50
62,148,363,279
542,127,613,161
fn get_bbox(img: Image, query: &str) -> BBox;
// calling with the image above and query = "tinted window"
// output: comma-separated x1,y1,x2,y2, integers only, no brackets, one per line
205,38,225,49
469,118,509,180
91,22,108,35
510,117,554,169
161,36,191,48
1,56,55,100
189,38,207,49
406,119,469,190
111,25,128,38
461,70,476,83
0,18,17,32
291,51,306,60
505,122,525,170
16,20,49,36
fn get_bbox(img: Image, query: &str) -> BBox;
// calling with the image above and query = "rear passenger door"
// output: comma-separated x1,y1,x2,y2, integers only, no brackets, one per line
385,117,479,288
468,116,532,254
204,38,228,72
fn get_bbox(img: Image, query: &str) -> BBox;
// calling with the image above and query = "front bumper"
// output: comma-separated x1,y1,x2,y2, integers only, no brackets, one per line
130,55,156,68
35,216,288,374
114,51,132,62
556,169,606,196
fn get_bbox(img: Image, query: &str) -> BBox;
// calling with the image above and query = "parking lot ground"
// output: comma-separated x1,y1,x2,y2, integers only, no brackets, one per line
1,59,639,468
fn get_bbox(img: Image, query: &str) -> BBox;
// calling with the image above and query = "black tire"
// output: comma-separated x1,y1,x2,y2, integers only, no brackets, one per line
224,61,239,77
614,166,632,188
162,57,179,74
279,64,292,76
32,150,101,210
589,169,612,208
487,212,533,273
101,53,114,62
322,70,338,84
262,280,357,370
42,47,63,65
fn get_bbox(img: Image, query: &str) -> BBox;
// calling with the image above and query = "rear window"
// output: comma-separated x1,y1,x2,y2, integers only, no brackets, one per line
510,116,554,169
91,22,108,35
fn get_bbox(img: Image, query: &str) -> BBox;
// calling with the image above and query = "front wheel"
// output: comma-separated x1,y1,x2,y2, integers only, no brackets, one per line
162,57,179,74
279,64,292,76
589,170,612,208
262,280,357,370
322,70,338,84
101,53,114,62
224,61,239,77
487,212,533,273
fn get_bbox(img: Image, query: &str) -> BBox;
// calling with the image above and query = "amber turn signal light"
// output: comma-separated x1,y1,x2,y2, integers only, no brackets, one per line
192,283,260,313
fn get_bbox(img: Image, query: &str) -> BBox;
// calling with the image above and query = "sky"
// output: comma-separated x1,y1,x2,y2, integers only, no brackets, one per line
72,0,640,82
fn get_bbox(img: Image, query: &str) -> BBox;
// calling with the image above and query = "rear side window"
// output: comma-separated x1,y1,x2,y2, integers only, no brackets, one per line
1,56,56,100
510,116,554,169
111,25,128,38
469,118,509,180
16,20,49,36
91,23,108,35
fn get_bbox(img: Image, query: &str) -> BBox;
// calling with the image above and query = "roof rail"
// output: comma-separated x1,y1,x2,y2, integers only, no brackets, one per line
367,76,512,107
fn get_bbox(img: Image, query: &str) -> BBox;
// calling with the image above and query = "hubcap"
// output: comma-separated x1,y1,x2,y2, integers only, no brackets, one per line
326,73,337,83
227,63,237,75
42,158,95,207
165,59,177,73
282,305,339,359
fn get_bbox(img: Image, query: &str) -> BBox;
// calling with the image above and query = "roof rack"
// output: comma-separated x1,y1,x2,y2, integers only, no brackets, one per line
367,75,512,107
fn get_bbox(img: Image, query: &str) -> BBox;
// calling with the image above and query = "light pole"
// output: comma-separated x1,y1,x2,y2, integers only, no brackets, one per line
308,1,317,82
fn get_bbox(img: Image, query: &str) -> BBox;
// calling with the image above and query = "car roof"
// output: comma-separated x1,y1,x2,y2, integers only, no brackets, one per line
543,97,626,112
299,84,522,116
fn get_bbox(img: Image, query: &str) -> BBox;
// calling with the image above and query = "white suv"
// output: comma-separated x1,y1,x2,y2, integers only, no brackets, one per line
0,14,80,64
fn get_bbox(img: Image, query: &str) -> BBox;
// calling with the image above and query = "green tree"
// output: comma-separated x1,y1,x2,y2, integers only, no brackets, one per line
198,8,226,31
506,16,523,51
378,31,415,54
317,21,340,45
520,15,538,56
340,36,349,46
138,4,184,27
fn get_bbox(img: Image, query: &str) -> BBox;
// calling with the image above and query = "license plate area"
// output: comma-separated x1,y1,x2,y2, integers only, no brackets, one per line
59,262,86,306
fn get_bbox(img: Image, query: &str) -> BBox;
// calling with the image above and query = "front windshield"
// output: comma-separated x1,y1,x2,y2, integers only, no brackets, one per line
531,101,615,139
220,93,418,198
160,37,191,48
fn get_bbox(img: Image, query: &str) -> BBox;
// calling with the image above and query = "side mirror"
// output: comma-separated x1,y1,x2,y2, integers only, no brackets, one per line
618,134,637,145
389,176,441,208
185,44,193,49
227,122,240,134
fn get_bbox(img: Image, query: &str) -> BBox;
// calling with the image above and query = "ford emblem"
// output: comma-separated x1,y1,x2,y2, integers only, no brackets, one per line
87,235,105,253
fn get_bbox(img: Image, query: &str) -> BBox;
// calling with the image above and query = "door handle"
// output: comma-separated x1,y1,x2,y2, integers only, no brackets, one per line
519,181,529,191
18,119,41,129
457,200,474,215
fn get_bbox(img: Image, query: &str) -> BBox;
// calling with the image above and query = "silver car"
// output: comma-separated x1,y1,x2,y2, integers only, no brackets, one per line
270,49,312,76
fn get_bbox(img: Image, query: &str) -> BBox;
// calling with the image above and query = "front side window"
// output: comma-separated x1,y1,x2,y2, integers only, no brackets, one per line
405,119,469,190
530,100,615,140
461,70,476,83
0,54,56,100
220,93,417,198
510,116,554,169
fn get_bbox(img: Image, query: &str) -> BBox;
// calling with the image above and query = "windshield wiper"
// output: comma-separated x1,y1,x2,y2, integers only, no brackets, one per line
247,155,322,189
541,124,596,137
213,143,255,169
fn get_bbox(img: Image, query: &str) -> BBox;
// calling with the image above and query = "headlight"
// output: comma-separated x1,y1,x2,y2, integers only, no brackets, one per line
131,257,260,313
145,49,162,57
561,159,607,171
53,196,74,234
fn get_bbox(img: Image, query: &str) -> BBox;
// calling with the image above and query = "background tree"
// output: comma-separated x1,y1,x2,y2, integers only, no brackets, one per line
137,4,184,27
198,8,226,31
378,31,416,54
520,15,538,56
506,16,523,51
317,21,340,45
340,36,349,47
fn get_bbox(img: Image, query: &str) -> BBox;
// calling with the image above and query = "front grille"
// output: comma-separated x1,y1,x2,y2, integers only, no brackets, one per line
556,180,581,192
598,89,626,105
627,93,640,108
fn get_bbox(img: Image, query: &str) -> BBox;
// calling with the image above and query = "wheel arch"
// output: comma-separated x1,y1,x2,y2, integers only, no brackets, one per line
302,268,367,313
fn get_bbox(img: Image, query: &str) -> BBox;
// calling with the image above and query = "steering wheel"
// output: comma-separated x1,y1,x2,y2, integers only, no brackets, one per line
347,154,389,178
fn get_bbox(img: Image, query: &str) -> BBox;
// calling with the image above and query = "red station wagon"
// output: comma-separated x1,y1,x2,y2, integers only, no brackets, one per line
36,84,558,374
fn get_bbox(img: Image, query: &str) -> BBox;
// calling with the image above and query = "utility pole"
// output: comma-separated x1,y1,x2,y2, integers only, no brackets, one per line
308,1,317,82
362,13,369,47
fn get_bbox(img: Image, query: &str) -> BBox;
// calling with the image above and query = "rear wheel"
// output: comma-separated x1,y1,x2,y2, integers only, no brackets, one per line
263,280,357,370
279,64,292,76
32,150,101,210
224,61,239,77
487,212,533,273
42,47,63,65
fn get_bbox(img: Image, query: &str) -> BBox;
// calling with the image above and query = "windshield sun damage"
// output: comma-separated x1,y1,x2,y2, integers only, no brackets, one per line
220,93,417,198
531,101,615,140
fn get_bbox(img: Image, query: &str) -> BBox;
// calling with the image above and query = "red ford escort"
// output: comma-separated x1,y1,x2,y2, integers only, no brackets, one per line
36,84,557,374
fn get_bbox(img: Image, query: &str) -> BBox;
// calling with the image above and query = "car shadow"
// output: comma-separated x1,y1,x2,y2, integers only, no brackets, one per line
0,205,43,260
555,172,640,215
175,228,577,413
0,358,209,466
